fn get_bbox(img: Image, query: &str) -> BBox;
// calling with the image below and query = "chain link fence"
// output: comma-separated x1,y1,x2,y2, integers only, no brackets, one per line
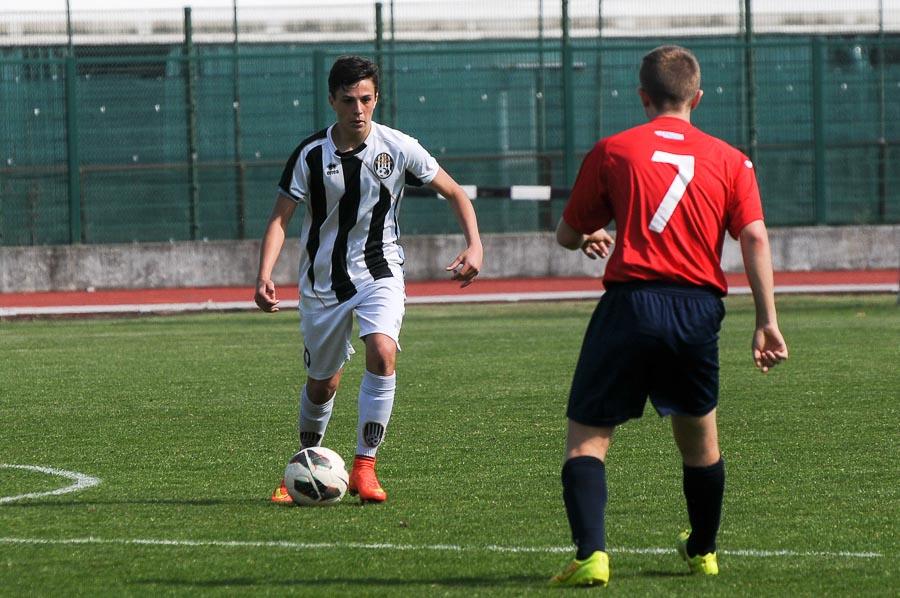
1,1,898,245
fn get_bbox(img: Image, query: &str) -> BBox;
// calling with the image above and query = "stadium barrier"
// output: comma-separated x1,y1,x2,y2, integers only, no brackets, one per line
0,225,896,293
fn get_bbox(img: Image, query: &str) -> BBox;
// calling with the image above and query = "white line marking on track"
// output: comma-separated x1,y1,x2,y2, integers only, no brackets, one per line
0,537,882,559
0,464,101,504
1,283,896,317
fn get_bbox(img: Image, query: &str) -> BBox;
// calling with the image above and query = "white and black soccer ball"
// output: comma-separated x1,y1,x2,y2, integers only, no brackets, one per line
283,447,349,506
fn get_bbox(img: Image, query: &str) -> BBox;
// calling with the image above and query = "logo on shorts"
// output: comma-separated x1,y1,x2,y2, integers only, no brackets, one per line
373,153,394,179
303,347,311,368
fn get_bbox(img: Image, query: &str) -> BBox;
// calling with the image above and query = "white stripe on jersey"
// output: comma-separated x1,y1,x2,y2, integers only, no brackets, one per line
278,121,439,307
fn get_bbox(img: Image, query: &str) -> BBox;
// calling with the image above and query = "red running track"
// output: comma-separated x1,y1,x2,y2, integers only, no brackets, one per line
1,270,897,310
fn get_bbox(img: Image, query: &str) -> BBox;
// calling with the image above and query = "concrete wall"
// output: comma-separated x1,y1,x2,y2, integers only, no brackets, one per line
1,225,897,293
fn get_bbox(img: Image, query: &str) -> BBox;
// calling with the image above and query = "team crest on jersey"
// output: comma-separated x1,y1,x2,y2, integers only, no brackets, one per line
373,152,395,179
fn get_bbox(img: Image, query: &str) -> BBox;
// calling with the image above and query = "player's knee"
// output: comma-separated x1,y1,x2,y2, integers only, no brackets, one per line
364,335,397,375
306,376,340,403
366,354,395,376
676,438,721,467
672,412,719,466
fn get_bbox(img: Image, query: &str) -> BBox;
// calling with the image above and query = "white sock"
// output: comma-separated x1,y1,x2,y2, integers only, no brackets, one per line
356,371,396,458
298,385,334,449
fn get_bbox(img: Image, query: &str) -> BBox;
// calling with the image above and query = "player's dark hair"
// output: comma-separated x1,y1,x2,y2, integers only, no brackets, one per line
639,45,701,110
328,55,380,97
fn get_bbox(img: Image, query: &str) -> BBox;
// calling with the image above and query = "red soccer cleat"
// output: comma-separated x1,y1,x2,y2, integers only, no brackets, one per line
271,478,294,504
348,455,387,503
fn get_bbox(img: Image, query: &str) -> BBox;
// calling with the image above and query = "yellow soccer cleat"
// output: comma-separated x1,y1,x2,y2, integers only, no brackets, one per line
271,478,294,504
549,550,610,587
676,530,719,575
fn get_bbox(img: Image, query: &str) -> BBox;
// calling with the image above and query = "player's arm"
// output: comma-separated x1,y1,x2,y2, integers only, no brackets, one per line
739,219,788,372
254,194,298,312
427,167,483,287
556,142,613,259
556,219,614,260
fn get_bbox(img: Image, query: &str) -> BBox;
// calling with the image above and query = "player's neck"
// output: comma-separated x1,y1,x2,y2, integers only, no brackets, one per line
657,113,691,124
647,108,692,124
644,100,693,123
331,123,371,153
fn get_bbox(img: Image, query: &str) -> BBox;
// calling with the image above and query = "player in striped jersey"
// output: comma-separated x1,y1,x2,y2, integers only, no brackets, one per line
550,46,788,586
256,55,483,504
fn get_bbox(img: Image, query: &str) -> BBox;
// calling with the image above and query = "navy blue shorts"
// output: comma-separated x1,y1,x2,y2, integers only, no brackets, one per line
567,281,725,427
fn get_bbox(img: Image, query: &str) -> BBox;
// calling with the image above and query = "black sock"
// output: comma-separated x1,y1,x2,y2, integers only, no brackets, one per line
682,457,725,556
562,456,607,559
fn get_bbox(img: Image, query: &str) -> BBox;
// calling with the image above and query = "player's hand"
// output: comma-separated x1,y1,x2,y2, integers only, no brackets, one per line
255,278,280,312
752,324,788,373
581,229,614,259
446,243,483,288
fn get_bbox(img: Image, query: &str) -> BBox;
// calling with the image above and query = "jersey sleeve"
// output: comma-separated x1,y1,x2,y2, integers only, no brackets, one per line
402,137,439,187
726,156,765,238
562,142,613,233
277,144,308,203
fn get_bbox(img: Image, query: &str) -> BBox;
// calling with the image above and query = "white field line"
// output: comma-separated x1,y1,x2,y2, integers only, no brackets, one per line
1,282,896,317
0,536,882,559
0,464,101,504
0,300,260,317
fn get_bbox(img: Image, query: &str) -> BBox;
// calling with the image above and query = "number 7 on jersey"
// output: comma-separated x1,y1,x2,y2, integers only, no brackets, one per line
649,151,695,233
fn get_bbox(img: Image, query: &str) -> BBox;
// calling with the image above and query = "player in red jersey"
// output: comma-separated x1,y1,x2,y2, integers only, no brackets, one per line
549,46,788,587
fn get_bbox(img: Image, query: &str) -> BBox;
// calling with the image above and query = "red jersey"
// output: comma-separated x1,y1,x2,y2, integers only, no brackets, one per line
562,115,764,295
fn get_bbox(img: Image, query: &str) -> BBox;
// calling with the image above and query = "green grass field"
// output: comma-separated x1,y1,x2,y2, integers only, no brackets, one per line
0,295,897,596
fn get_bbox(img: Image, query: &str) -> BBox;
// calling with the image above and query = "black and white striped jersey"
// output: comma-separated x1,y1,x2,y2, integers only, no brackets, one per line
279,121,439,306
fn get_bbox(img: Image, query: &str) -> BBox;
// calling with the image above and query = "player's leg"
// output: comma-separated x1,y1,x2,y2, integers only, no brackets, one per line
672,410,723,574
272,372,343,504
672,409,720,467
356,332,397,460
299,371,342,448
552,288,647,587
273,300,355,504
550,420,613,587
645,286,724,573
297,300,355,449
564,420,613,557
348,279,405,503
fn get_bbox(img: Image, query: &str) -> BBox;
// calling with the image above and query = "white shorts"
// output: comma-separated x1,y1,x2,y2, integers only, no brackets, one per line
299,277,406,380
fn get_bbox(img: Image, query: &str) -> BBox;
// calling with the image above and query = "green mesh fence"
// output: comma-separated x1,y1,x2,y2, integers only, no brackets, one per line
1,34,898,246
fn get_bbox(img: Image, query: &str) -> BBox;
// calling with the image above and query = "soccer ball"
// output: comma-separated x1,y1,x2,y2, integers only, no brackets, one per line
283,447,349,506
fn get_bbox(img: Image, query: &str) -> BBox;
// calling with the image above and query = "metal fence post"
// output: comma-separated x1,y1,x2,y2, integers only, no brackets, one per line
876,0,887,222
561,0,575,185
743,0,757,165
65,0,73,54
534,0,552,229
536,0,547,180
232,0,245,239
184,7,200,240
65,55,82,244
375,2,386,125
594,0,603,137
313,50,329,129
812,36,827,225
389,0,397,127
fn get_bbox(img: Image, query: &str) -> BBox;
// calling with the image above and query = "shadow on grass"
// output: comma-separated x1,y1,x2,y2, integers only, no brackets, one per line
133,569,689,590
0,498,270,507
620,569,689,579
2,497,391,508
131,573,545,590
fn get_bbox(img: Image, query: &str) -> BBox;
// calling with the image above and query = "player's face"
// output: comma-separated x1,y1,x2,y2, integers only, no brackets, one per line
329,78,378,141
